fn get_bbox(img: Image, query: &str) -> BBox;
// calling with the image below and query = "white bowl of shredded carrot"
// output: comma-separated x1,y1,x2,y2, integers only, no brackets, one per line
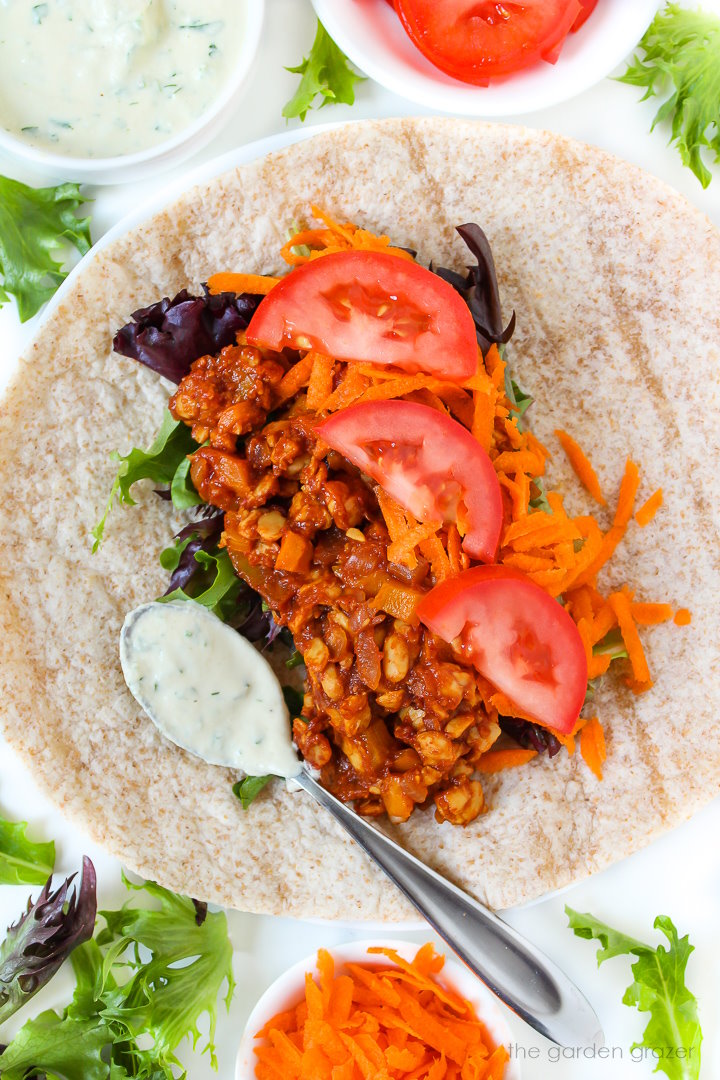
235,939,520,1080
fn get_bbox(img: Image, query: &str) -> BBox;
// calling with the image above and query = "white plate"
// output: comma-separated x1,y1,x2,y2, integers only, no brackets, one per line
312,0,661,117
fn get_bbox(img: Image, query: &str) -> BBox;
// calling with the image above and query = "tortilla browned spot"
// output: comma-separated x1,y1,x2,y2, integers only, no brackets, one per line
1,119,718,919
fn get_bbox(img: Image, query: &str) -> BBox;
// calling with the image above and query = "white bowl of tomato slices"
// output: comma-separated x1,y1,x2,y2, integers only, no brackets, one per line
312,0,661,116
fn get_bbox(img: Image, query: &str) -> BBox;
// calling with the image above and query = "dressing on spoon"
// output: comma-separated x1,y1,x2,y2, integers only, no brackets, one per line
120,600,301,779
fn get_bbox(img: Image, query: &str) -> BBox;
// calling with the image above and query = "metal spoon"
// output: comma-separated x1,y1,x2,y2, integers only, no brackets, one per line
121,600,604,1049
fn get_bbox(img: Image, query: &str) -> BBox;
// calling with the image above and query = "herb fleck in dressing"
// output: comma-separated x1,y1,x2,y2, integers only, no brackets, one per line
120,601,301,780
0,0,244,157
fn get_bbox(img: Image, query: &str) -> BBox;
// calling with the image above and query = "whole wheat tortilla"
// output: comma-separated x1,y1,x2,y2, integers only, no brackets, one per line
1,118,719,920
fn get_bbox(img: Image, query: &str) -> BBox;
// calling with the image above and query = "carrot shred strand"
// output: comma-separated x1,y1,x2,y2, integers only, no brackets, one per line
253,946,509,1079
555,428,606,505
580,717,606,780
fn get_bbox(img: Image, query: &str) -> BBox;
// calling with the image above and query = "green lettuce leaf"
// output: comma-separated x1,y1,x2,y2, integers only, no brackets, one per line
282,685,304,717
283,20,364,122
160,547,244,621
0,816,54,885
0,176,91,322
0,1010,111,1080
96,875,235,1068
232,775,272,809
92,411,199,551
566,907,702,1079
618,6,720,188
593,629,629,661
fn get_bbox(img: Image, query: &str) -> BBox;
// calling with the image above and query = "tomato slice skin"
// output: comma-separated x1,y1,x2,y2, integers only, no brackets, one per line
394,0,583,84
417,565,588,734
317,400,503,563
246,250,478,383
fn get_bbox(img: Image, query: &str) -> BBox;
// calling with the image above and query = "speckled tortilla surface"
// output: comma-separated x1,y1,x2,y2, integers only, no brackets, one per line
1,119,719,919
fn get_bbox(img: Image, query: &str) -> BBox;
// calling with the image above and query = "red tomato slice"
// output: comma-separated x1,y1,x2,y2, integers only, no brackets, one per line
246,251,478,383
417,565,587,733
394,0,583,84
317,400,503,563
571,0,599,32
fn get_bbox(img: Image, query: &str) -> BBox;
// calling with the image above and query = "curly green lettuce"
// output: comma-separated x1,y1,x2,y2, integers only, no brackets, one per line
0,176,91,321
92,409,201,550
283,20,364,122
619,5,720,188
567,906,702,1080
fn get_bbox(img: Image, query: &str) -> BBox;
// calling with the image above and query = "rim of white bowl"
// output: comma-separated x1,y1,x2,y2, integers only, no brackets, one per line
0,0,264,179
312,0,661,117
235,939,522,1080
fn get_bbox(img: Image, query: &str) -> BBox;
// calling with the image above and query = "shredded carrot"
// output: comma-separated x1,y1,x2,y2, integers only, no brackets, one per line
388,523,441,565
580,717,606,780
488,691,543,725
319,366,369,413
471,352,496,452
476,748,538,773
630,602,674,626
608,590,651,689
634,488,663,527
419,536,454,582
674,609,692,626
553,716,588,757
377,489,410,544
555,429,606,505
306,352,336,410
354,374,441,406
573,458,640,586
587,653,612,679
254,945,508,1079
276,352,315,403
206,271,281,296
587,601,617,646
281,207,415,268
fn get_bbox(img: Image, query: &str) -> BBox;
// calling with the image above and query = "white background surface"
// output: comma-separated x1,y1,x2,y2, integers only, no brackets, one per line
1,2,720,1077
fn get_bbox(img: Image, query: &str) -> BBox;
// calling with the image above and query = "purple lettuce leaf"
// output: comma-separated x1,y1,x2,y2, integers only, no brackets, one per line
236,603,284,649
499,716,562,758
163,514,224,595
113,287,263,383
434,224,516,356
0,857,97,1024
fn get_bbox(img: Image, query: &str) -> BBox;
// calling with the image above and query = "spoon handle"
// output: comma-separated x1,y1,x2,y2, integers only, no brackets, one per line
296,769,603,1049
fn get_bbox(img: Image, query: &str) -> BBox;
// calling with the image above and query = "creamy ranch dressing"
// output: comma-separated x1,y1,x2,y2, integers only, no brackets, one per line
0,0,244,156
120,601,301,779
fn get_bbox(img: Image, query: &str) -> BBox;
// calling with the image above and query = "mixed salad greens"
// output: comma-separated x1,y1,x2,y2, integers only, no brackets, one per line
0,828,234,1077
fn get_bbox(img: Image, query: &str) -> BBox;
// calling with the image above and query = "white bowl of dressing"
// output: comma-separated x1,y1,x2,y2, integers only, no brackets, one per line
0,0,264,185
235,939,521,1080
